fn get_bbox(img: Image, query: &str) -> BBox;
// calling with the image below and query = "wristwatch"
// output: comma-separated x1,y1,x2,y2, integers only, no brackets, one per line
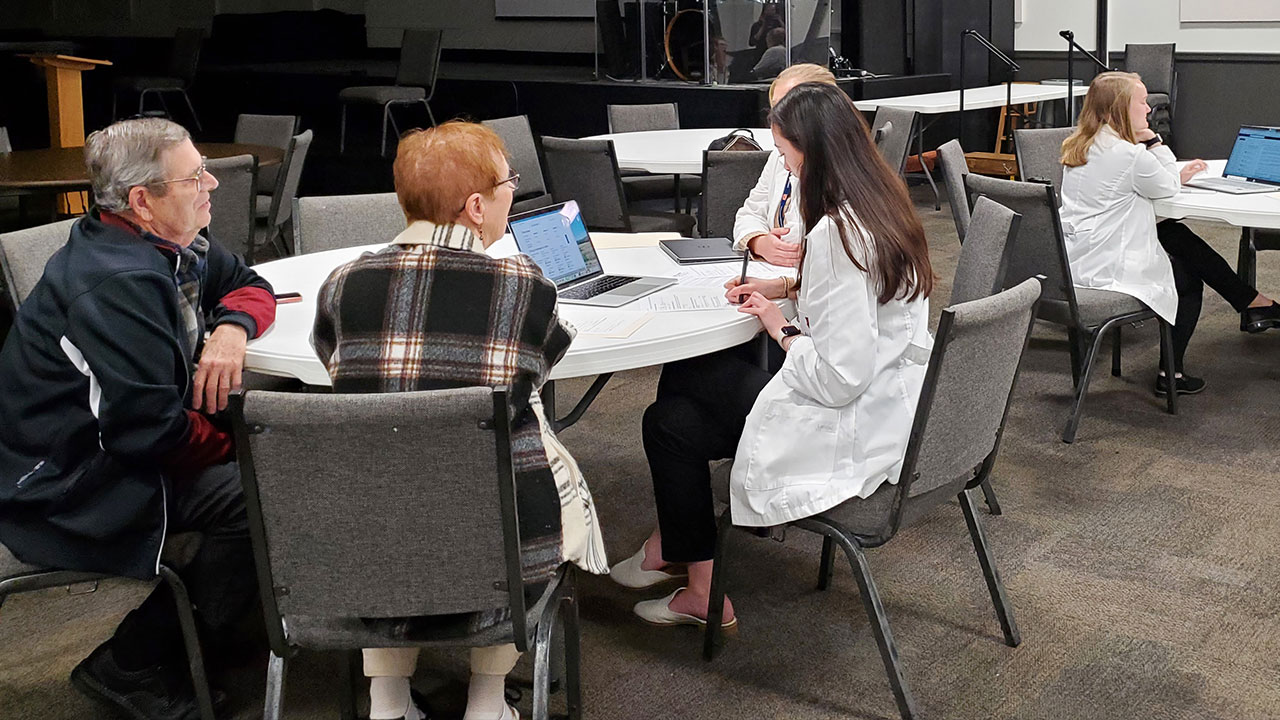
1141,133,1163,149
778,324,802,348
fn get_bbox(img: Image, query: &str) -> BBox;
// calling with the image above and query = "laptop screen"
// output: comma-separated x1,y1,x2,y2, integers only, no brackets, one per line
1224,126,1280,185
508,201,604,286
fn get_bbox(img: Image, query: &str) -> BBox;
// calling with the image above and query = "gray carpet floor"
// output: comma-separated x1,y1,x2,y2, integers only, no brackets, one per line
3,185,1279,720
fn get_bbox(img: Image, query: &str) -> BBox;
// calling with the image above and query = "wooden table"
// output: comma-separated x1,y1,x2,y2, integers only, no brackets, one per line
0,142,285,193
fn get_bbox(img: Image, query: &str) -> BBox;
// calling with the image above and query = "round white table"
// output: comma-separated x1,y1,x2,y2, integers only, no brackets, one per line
583,128,775,175
245,237,788,387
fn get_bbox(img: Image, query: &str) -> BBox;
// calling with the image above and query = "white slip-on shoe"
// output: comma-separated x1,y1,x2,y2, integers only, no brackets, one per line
632,588,738,629
609,546,688,589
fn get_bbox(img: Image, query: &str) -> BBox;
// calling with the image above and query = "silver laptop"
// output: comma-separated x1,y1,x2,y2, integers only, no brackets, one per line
1185,125,1280,195
508,201,675,307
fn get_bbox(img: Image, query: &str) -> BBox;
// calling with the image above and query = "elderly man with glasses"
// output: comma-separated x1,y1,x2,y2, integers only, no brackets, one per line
0,117,275,720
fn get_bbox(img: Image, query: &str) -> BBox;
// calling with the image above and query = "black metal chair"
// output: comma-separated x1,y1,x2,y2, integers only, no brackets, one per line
1014,126,1073,195
698,150,770,238
339,29,442,156
935,139,970,243
112,28,204,131
606,102,701,214
482,115,555,215
1124,43,1177,148
704,279,1044,720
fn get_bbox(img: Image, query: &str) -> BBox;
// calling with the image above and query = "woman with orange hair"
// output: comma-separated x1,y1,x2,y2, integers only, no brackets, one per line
1060,71,1279,395
312,121,608,720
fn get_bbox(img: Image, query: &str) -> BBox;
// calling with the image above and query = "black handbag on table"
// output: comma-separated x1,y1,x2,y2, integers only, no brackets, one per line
707,128,763,152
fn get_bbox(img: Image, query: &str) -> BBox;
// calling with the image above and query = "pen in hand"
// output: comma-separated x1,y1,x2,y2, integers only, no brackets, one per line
736,246,751,304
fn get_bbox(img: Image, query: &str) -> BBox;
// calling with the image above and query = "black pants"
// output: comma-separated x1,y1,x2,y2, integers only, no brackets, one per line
643,341,775,563
1157,220,1258,373
110,462,257,670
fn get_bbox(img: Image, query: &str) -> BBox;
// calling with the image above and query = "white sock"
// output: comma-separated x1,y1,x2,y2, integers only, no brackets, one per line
462,672,511,720
369,676,424,720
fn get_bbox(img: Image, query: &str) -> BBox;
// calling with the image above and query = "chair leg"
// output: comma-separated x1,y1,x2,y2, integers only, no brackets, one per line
138,89,149,117
1066,328,1083,388
959,489,1021,647
563,581,583,720
978,478,1003,515
179,90,202,132
1110,325,1122,377
673,173,681,214
817,536,835,590
380,103,392,157
264,651,288,720
836,531,918,720
337,650,361,720
533,592,558,720
1062,328,1105,443
420,99,436,127
1159,320,1179,416
339,104,348,154
111,91,118,121
157,566,217,720
157,92,173,120
702,509,735,661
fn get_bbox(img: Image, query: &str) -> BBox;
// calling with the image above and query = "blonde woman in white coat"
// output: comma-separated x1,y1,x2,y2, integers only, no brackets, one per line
1060,72,1280,396
731,63,837,267
611,83,935,628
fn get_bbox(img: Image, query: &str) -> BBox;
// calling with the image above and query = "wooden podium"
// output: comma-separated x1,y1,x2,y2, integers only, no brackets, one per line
20,54,112,213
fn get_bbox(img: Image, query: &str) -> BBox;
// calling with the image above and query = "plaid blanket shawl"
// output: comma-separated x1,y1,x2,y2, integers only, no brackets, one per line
312,222,573,586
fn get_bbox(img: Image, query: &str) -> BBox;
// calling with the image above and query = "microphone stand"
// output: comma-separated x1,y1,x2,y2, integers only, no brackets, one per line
1061,29,1115,124
958,29,1020,153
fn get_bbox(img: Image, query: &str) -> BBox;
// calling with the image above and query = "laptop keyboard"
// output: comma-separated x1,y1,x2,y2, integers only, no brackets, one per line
1190,177,1268,192
561,274,641,300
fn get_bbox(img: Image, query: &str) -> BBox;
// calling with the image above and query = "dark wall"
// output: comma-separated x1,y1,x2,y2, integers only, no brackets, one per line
1014,50,1280,159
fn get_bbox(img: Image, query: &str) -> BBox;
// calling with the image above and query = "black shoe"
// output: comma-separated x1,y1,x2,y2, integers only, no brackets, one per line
70,641,226,720
1242,302,1280,333
1154,373,1206,396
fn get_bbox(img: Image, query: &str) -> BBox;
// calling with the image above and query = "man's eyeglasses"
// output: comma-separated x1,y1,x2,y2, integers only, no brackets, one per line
151,157,210,192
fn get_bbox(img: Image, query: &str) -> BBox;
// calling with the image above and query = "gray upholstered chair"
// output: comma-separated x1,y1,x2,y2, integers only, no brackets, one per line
704,278,1044,720
935,139,970,243
870,106,918,175
541,136,697,235
112,27,204,131
230,387,582,720
204,154,258,261
1,542,219,720
293,192,406,255
965,173,1177,443
234,114,298,195
481,115,554,215
339,29,442,156
0,218,76,307
950,197,1021,306
1124,43,1176,146
699,150,770,238
605,102,700,214
1013,126,1072,194
255,129,313,259
0,126,10,153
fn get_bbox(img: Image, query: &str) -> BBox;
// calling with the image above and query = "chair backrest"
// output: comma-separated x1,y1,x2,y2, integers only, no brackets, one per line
482,115,549,200
1124,43,1175,96
294,193,406,255
1013,126,1072,193
169,27,203,84
949,197,1021,306
234,114,298,193
870,106,917,174
540,136,632,231
0,219,76,307
965,173,1079,319
267,129,313,230
204,154,258,261
607,102,679,134
898,278,1041,502
231,387,529,649
397,28,444,94
700,150,770,238
0,127,11,154
935,139,970,243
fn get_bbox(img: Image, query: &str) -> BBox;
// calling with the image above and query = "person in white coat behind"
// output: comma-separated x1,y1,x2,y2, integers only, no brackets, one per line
610,83,935,629
731,63,837,268
1060,71,1280,396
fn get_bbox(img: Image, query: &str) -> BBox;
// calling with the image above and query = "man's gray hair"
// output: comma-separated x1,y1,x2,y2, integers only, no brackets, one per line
84,118,191,212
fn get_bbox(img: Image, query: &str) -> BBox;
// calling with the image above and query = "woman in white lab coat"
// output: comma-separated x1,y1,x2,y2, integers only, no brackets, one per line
610,83,935,628
1060,71,1279,395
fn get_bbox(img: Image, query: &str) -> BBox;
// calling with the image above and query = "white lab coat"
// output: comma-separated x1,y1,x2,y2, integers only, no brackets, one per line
729,212,933,527
1059,126,1180,323
732,150,803,252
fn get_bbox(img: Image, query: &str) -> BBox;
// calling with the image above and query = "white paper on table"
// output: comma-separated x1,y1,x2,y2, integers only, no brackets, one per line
570,311,654,338
640,292,731,312
671,261,793,288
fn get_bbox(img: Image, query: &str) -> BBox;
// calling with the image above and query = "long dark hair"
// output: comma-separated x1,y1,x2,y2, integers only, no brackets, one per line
771,83,934,304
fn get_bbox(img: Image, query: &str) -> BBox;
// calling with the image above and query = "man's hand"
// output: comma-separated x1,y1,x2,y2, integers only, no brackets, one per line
746,228,801,267
192,324,247,413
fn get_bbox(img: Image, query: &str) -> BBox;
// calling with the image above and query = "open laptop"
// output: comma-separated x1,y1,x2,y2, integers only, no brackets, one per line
508,201,676,307
1184,125,1280,195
